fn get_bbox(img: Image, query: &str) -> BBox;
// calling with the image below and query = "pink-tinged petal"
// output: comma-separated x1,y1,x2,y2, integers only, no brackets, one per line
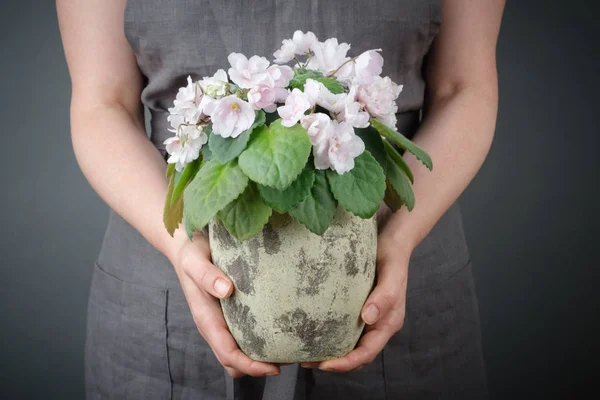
303,79,322,106
227,52,248,70
292,30,318,54
354,49,383,85
273,39,297,63
248,55,270,74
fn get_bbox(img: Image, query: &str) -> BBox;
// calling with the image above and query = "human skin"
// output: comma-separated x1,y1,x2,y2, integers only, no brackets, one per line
56,0,505,378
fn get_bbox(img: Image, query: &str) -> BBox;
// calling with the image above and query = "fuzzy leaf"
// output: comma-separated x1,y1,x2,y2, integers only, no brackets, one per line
326,150,386,218
171,156,202,207
288,170,337,235
382,139,414,183
315,76,344,94
183,158,249,233
385,151,415,211
354,126,386,169
383,177,404,212
208,110,266,164
288,68,324,91
370,118,432,170
257,165,315,213
163,175,184,237
201,143,213,163
166,163,176,179
238,119,311,190
217,182,273,241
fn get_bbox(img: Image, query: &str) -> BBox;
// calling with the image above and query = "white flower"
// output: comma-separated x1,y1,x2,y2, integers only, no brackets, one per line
356,76,403,128
300,113,334,148
199,69,229,99
337,101,370,128
315,86,348,113
303,78,322,106
354,49,383,85
273,39,297,63
204,95,256,138
308,38,353,80
164,125,208,172
227,53,270,89
273,31,318,63
327,121,365,174
304,118,365,174
292,30,318,55
277,88,312,127
248,85,289,112
167,114,185,132
267,64,294,88
169,76,204,124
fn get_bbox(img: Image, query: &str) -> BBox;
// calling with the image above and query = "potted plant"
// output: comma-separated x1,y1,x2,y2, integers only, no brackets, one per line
163,31,432,363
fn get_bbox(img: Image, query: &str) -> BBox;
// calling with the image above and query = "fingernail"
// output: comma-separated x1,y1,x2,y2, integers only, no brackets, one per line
363,304,380,324
266,370,280,376
319,365,335,372
214,279,231,297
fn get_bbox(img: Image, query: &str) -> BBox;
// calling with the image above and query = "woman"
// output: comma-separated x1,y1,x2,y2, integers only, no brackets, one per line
57,0,505,398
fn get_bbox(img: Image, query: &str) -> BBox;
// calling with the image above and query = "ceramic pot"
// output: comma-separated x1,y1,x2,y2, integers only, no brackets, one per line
208,205,379,363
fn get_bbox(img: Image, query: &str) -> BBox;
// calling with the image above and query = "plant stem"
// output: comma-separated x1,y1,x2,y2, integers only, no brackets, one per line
327,57,357,78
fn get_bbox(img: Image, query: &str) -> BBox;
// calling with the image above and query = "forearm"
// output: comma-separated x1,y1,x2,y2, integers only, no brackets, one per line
71,102,187,262
379,83,498,252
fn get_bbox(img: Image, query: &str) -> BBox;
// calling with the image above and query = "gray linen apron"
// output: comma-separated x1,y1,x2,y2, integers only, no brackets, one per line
84,1,488,398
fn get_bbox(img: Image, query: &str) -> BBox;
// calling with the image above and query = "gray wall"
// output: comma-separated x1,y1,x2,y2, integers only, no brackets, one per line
1,0,597,398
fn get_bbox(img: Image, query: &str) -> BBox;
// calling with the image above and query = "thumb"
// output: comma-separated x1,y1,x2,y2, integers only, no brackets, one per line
361,283,397,325
360,262,407,325
181,252,234,299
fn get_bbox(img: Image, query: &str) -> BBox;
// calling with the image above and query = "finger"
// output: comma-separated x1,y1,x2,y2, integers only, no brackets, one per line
360,263,407,325
181,249,233,299
318,325,392,373
187,281,280,377
224,366,245,378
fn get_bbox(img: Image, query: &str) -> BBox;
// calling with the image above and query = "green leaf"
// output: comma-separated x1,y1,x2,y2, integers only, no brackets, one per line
257,165,315,213
370,118,432,171
288,68,324,91
383,177,404,212
166,163,176,178
171,156,202,207
183,158,249,233
201,143,213,163
217,182,273,241
238,119,311,190
288,170,337,235
183,210,195,240
382,139,414,183
354,126,386,169
385,151,415,211
163,175,184,237
208,110,266,164
326,150,386,218
265,111,280,126
315,77,344,94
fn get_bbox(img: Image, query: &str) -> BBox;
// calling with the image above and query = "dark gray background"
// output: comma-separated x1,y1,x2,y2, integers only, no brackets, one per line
1,0,598,398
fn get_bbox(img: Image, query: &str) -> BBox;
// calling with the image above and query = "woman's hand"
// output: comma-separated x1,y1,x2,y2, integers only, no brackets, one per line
301,233,411,372
168,228,281,378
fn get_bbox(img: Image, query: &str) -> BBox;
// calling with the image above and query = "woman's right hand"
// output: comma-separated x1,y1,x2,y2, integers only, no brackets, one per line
168,228,280,378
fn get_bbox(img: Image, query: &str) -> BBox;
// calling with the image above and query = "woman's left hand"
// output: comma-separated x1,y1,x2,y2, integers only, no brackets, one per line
301,233,411,372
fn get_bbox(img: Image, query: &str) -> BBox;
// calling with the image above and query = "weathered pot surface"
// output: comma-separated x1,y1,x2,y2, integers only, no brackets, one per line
208,205,378,363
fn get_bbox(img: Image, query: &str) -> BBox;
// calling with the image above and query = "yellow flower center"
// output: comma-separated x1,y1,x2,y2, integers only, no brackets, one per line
230,103,240,111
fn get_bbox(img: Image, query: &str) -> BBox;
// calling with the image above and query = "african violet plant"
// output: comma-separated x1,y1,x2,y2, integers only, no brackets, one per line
163,31,433,241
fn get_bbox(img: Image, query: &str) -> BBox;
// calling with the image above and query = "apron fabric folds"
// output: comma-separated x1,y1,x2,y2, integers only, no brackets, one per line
84,1,488,398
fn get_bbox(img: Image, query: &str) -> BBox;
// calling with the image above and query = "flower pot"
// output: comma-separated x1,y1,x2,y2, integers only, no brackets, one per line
208,205,378,363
